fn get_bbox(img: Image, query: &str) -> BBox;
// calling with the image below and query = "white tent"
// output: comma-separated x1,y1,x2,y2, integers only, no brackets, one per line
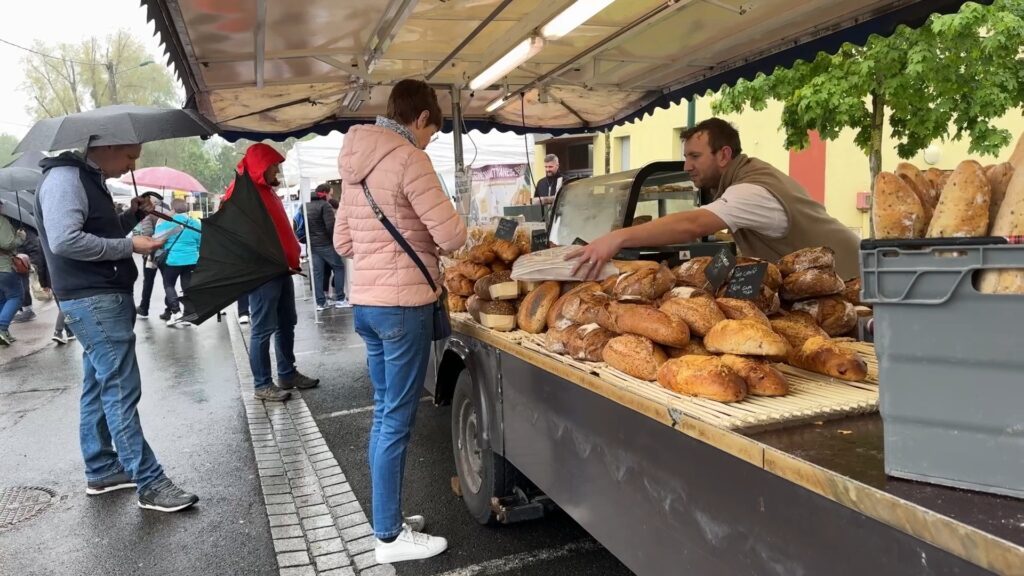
282,130,536,198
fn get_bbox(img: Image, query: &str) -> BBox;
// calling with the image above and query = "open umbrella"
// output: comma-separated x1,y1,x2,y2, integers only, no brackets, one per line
0,191,36,229
120,166,207,192
4,151,47,169
179,171,291,325
0,167,42,192
15,104,215,153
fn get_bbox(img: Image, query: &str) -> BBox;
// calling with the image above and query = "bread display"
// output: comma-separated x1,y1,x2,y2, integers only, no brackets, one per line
927,160,991,238
547,282,601,327
873,171,927,239
666,339,712,358
895,162,938,223
612,264,676,300
781,268,845,301
474,271,519,301
602,335,668,381
562,290,613,326
715,298,770,327
659,294,726,337
545,320,578,355
449,260,491,281
516,281,561,334
985,162,1014,228
704,319,791,358
477,300,517,331
447,293,467,313
607,302,690,348
789,336,869,382
492,238,522,263
467,244,497,265
656,356,747,403
777,247,836,276
739,257,783,291
841,278,862,306
770,312,829,349
566,324,617,362
791,296,858,337
673,257,711,288
719,354,789,397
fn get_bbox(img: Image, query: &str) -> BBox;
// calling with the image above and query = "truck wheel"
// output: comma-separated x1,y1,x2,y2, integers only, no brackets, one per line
452,370,513,525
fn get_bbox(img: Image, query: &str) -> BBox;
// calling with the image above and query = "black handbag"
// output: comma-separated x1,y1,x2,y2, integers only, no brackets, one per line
361,181,451,340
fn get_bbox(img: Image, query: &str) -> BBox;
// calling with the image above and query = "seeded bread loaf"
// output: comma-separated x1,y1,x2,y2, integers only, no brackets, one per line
602,335,668,381
873,171,926,239
927,160,991,238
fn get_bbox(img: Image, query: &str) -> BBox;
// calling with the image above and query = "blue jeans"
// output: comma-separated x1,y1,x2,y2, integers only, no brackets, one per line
354,304,433,539
0,271,22,330
60,293,165,492
249,275,297,389
311,244,346,306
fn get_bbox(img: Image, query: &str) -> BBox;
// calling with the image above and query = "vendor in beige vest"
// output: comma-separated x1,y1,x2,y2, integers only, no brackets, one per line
570,118,861,280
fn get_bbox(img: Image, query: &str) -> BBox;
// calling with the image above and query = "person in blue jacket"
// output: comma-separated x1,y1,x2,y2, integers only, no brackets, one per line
154,199,201,326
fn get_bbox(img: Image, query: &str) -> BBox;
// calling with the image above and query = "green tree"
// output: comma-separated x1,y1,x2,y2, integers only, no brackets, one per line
712,0,1024,187
0,133,19,167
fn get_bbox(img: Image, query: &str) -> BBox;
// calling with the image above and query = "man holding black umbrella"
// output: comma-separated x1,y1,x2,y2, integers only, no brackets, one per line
36,143,199,513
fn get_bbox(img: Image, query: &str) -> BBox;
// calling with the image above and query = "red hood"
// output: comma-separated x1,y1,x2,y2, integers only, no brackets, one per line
224,143,285,198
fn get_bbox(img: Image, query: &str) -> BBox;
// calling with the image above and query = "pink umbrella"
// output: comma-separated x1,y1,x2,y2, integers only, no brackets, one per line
120,166,207,192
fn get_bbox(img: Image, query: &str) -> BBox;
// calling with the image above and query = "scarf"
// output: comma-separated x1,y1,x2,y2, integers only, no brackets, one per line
375,116,417,147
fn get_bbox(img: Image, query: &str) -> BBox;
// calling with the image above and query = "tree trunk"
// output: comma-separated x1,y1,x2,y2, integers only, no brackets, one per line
869,91,885,191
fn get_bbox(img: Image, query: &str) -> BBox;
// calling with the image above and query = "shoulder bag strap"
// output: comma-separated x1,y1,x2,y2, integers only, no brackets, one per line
360,181,437,293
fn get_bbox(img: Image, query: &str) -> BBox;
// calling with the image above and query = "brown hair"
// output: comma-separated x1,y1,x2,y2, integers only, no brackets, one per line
386,79,443,129
681,117,742,156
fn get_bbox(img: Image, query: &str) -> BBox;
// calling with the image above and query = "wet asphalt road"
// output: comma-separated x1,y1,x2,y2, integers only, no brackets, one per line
286,296,635,576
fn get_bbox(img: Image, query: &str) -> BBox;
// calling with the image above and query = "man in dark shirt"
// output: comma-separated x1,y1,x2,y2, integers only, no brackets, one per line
306,183,348,310
533,154,563,205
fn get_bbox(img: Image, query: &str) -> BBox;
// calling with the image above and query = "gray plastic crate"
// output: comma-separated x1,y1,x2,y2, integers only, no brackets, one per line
861,243,1024,499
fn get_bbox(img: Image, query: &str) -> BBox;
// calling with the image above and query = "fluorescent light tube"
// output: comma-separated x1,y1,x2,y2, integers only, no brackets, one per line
541,0,616,40
469,36,545,91
485,94,510,113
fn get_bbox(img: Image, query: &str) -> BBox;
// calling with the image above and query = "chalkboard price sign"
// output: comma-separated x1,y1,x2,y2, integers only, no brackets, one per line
704,248,736,293
531,228,549,252
724,262,768,300
572,237,589,246
495,217,519,241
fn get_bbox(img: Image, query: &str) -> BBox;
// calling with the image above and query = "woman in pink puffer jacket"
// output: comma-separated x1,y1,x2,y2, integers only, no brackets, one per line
333,79,466,564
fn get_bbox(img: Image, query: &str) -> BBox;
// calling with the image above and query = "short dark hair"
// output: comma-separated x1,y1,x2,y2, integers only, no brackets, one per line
314,183,331,197
681,118,742,156
387,79,443,129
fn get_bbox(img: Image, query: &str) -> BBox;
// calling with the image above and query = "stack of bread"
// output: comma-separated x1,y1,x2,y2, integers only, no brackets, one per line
444,225,533,331
872,149,1024,294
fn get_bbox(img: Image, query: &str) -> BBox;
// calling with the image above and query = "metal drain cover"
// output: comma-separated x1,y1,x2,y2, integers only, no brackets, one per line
0,486,56,530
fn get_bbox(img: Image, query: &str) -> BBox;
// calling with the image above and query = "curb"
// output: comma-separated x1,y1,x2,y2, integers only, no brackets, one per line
226,313,393,576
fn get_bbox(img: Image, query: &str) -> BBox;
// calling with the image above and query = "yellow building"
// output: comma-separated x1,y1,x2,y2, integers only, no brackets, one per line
536,98,1024,236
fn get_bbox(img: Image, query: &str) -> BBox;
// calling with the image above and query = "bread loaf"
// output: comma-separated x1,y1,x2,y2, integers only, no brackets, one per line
985,163,1015,230
466,295,483,322
1008,129,1024,168
562,290,613,326
447,293,467,314
566,324,616,362
467,245,497,265
666,339,712,358
789,336,868,381
600,275,619,295
925,168,952,197
719,354,789,397
769,312,829,349
841,278,862,306
656,356,747,403
492,239,522,263
474,271,519,301
777,247,836,276
546,282,601,327
781,268,845,301
659,294,726,337
612,264,676,300
545,320,578,354
739,257,783,291
450,261,491,281
873,171,926,239
895,162,938,222
607,302,690,348
478,300,517,331
444,273,475,297
659,286,704,305
673,257,711,288
516,281,561,334
602,335,668,381
756,286,782,315
791,296,858,337
927,160,991,238
704,319,791,358
612,260,661,274
981,165,1024,293
490,259,511,273
715,298,770,327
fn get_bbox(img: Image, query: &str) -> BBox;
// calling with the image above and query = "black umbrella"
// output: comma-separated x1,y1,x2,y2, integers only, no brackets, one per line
0,192,36,229
179,171,291,325
0,167,42,192
15,104,215,153
3,150,46,169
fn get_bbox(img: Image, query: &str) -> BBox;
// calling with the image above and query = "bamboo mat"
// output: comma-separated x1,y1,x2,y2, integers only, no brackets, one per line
452,314,880,433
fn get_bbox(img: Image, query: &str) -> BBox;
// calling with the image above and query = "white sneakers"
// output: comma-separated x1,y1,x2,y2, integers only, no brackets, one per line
238,314,250,325
374,524,447,564
166,311,183,326
334,299,352,309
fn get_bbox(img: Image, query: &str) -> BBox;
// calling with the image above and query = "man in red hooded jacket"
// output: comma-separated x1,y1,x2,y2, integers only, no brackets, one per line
225,143,319,401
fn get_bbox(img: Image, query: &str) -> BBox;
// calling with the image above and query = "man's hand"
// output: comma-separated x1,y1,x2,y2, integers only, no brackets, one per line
132,235,166,254
130,196,154,216
566,231,624,280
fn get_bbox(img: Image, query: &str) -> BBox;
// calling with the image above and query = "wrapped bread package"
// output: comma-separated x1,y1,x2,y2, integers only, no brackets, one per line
477,300,517,331
656,356,747,403
873,171,926,239
927,160,991,238
602,335,668,381
511,246,619,282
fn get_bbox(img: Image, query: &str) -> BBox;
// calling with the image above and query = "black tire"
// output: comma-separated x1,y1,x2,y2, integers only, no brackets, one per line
451,370,515,525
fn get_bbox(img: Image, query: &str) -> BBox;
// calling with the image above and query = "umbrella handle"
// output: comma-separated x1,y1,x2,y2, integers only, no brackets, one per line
148,209,203,234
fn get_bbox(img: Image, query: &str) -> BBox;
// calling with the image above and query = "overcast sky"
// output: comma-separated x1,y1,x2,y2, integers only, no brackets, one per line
0,0,173,138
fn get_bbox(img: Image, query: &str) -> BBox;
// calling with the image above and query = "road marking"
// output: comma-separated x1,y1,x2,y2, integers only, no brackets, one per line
434,540,604,576
318,396,433,420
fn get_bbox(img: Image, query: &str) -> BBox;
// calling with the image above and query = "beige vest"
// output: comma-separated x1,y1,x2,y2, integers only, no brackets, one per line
715,155,862,279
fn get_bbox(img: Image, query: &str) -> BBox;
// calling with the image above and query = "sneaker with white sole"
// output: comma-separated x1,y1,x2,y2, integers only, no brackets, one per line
166,311,182,327
238,314,250,325
335,299,352,309
375,525,447,564
137,477,199,513
86,471,137,495
316,303,330,311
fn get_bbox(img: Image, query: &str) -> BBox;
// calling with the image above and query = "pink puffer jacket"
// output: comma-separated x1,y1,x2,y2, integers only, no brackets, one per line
334,124,467,307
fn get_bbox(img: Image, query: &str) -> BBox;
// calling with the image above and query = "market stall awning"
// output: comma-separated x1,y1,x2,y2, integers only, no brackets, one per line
143,0,985,139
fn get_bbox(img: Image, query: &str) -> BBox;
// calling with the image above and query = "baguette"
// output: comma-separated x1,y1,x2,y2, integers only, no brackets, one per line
789,336,868,382
719,354,789,397
659,294,726,337
566,324,616,362
656,356,747,403
927,160,991,238
607,302,690,348
791,296,858,337
704,319,791,358
715,298,770,327
546,282,601,327
602,335,668,381
873,171,926,239
516,281,561,334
